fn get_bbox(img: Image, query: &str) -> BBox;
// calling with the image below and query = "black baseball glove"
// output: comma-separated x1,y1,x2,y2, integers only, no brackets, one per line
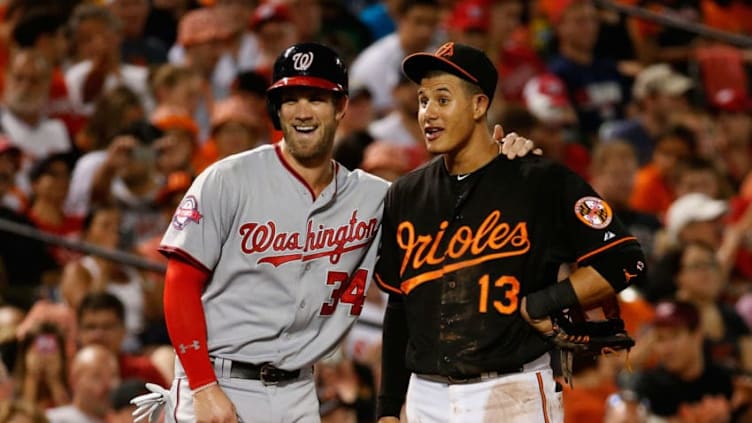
548,312,636,355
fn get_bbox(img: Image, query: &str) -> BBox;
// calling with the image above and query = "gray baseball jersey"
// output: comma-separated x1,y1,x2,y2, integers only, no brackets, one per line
160,144,388,370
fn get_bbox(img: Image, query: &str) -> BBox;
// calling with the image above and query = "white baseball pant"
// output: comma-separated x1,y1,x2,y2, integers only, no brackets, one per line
405,353,563,423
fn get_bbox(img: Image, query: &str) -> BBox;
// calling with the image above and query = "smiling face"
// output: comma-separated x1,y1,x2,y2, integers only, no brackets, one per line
417,72,484,156
277,86,347,164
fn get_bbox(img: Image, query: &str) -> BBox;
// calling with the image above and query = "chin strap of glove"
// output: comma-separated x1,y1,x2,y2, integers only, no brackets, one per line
549,310,636,388
131,383,172,423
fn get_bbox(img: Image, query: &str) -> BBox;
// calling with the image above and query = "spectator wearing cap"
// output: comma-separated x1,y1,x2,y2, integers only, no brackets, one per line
664,193,727,255
26,152,83,267
489,0,545,105
168,7,233,140
106,0,168,66
250,1,299,81
547,0,627,143
445,0,490,53
10,10,84,138
2,49,72,195
65,4,154,116
150,105,200,177
350,0,441,115
194,96,262,174
710,88,752,188
633,300,735,421
600,64,694,167
629,125,697,217
520,72,589,178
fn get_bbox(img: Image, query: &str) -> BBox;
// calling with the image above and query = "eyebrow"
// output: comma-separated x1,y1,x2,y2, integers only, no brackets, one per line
418,87,453,95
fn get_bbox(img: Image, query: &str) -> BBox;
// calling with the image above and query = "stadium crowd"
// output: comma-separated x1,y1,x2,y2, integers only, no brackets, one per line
1,0,752,421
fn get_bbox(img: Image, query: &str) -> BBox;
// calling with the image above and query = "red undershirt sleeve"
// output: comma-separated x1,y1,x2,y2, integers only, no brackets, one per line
163,257,216,390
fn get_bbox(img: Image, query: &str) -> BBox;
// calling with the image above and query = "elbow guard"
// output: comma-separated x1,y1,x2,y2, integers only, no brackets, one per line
582,242,647,293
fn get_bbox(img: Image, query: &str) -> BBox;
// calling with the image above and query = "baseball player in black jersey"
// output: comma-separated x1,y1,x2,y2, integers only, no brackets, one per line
374,42,647,422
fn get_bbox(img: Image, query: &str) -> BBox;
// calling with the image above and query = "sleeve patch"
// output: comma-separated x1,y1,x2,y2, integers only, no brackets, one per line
172,195,203,230
574,196,613,229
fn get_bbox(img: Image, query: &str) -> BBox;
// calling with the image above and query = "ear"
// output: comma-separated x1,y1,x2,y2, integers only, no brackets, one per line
473,94,489,120
335,96,349,122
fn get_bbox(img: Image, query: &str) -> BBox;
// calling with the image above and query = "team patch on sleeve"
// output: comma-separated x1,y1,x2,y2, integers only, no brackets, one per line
574,196,613,229
172,195,203,230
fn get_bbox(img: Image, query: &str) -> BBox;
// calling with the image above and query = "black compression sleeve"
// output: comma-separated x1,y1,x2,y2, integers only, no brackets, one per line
376,294,411,418
525,278,579,320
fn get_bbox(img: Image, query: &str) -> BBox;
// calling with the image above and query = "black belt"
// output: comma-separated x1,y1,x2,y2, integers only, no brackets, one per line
214,359,301,385
417,367,524,385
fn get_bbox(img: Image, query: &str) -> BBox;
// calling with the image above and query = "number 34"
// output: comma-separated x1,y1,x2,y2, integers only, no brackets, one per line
478,274,520,314
319,269,368,316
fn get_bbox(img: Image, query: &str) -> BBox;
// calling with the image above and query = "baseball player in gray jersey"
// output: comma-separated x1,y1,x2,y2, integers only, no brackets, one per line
130,43,538,423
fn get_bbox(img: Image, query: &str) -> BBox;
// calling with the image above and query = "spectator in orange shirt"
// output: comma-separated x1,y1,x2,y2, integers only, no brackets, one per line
630,125,697,217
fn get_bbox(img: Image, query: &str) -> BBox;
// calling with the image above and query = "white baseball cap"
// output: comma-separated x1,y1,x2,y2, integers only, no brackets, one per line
632,64,693,100
666,193,727,241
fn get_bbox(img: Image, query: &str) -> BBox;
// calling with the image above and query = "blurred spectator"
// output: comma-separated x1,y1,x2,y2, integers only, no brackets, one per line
359,141,411,183
445,0,490,52
231,70,272,143
490,0,545,106
89,126,163,249
350,0,441,115
46,345,120,423
589,141,661,264
672,241,752,372
333,131,375,172
75,292,166,388
562,353,620,423
709,88,752,188
150,105,199,176
520,73,589,178
195,96,262,173
603,390,648,423
107,0,168,66
600,63,693,166
283,0,323,44
0,140,57,309
106,378,148,423
26,153,82,267
633,300,735,421
1,49,72,194
13,323,70,408
675,157,733,201
630,125,697,217
359,0,399,41
702,0,752,35
316,347,376,423
0,135,24,213
367,73,423,151
664,193,727,256
170,7,230,139
60,207,151,351
150,64,203,119
335,86,374,144
15,300,77,362
317,0,374,66
10,10,82,137
143,0,187,48
65,4,153,116
547,0,626,143
627,0,701,67
212,1,260,74
0,399,49,423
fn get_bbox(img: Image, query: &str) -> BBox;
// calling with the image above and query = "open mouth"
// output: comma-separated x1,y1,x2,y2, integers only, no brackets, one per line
424,126,444,141
293,125,317,134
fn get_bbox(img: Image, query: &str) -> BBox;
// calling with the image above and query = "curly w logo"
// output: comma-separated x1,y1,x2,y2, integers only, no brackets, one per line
292,52,314,71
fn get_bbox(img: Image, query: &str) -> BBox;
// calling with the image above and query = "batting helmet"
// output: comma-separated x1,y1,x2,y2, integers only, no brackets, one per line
266,43,348,129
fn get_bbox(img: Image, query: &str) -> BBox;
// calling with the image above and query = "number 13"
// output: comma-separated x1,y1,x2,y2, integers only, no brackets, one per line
478,274,520,314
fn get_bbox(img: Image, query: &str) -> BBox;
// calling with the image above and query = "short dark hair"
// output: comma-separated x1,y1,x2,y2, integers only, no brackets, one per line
12,11,66,47
657,125,697,156
397,0,439,16
77,292,125,324
28,152,74,182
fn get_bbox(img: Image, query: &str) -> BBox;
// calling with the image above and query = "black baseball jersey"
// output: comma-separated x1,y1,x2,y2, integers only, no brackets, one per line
374,154,640,378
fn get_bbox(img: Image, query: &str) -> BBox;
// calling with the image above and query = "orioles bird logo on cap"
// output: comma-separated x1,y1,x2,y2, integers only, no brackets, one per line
435,42,454,58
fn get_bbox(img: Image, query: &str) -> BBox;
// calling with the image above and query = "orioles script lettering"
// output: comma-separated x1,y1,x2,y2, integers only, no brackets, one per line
239,210,378,266
397,210,530,276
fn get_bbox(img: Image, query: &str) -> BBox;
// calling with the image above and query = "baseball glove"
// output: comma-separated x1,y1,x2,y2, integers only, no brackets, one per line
548,312,635,355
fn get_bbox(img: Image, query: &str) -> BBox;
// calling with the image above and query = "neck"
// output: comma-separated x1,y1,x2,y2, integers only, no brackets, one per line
10,109,41,127
280,141,334,198
560,43,593,65
31,201,64,225
73,398,105,421
443,125,499,175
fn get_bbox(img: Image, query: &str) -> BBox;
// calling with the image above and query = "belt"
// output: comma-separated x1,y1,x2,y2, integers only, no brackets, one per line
416,367,523,385
212,359,301,385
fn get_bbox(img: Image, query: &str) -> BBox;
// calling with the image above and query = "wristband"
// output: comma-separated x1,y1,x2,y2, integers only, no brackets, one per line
525,278,579,320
